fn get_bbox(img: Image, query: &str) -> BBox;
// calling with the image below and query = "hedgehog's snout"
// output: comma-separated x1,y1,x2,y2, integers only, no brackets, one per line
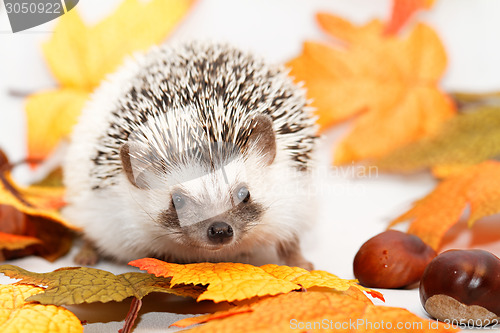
207,221,234,244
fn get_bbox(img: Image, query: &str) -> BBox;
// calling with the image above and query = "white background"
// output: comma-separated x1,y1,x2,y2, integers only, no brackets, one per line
1,0,500,332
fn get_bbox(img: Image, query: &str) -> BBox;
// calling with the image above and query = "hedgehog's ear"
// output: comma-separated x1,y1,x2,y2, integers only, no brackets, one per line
120,143,139,187
247,114,276,166
120,142,152,188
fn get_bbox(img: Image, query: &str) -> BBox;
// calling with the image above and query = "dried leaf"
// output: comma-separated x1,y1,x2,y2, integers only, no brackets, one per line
26,0,195,161
0,232,40,251
172,291,457,332
0,284,83,333
287,14,455,164
376,106,500,177
390,161,500,250
32,168,64,188
25,89,88,162
385,0,435,35
129,258,383,303
0,152,76,261
0,265,205,333
450,90,500,110
0,265,203,305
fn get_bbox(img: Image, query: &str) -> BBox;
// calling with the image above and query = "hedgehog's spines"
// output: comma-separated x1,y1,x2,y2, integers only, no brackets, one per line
89,41,318,189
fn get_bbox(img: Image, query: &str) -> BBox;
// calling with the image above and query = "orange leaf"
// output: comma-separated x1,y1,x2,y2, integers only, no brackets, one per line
287,13,455,164
26,0,195,161
390,161,500,250
129,258,383,303
172,291,457,332
385,0,436,35
0,232,40,251
0,284,83,332
0,151,77,261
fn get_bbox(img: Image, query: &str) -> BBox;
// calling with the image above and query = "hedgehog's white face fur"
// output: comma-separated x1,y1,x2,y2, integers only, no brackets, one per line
63,41,318,268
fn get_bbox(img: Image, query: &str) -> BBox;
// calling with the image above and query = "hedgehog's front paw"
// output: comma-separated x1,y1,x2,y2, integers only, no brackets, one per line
298,259,314,271
74,240,100,266
286,256,314,271
277,237,314,270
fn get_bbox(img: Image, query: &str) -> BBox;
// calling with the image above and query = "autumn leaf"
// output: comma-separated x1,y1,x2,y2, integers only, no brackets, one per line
25,89,88,163
385,0,436,35
26,0,195,161
0,152,76,261
390,161,500,250
0,232,40,252
0,265,203,305
172,291,457,333
32,167,64,187
376,106,500,177
0,284,83,333
129,258,384,303
0,265,206,333
287,13,455,164
451,90,500,109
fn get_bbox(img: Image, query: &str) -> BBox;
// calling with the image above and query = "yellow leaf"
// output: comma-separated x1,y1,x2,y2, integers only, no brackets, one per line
129,258,384,303
25,89,88,163
287,14,455,164
27,0,195,160
390,161,500,250
0,284,83,333
43,0,195,88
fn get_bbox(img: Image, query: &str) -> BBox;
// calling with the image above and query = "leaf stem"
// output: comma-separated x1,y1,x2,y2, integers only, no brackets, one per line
450,91,500,109
0,153,44,208
119,297,142,333
7,88,37,98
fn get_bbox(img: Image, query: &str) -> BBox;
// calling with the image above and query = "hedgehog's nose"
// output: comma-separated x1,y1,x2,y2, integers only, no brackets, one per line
207,222,233,244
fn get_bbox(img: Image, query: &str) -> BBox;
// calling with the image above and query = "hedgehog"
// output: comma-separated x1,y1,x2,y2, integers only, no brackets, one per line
62,41,318,270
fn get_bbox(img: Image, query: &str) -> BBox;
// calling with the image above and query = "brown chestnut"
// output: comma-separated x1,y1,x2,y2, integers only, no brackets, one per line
420,249,500,325
353,230,436,288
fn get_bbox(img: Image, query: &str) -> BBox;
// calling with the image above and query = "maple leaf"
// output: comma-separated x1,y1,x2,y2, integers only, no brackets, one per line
1,266,203,333
26,0,195,162
376,106,500,177
390,161,500,250
172,291,458,333
0,284,83,333
0,151,76,261
0,265,203,305
129,258,384,303
32,167,64,187
0,232,40,251
0,265,205,333
287,13,455,164
385,0,436,35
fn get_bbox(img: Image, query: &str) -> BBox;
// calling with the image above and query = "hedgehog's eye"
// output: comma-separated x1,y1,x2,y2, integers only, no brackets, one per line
172,193,186,210
236,186,250,203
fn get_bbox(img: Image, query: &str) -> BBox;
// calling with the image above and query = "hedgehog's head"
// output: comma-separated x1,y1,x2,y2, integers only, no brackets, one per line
119,114,280,253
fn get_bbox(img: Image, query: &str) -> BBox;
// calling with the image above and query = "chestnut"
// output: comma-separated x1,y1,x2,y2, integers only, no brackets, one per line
420,249,500,325
353,230,436,288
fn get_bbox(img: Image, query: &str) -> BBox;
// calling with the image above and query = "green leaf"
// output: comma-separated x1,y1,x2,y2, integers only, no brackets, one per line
0,265,203,305
376,106,500,174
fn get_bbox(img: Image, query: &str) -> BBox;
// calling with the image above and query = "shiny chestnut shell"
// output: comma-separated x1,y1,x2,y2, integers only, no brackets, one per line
420,249,500,317
353,230,436,288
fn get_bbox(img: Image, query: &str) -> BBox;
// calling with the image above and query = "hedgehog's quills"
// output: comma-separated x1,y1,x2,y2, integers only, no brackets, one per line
63,41,318,270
